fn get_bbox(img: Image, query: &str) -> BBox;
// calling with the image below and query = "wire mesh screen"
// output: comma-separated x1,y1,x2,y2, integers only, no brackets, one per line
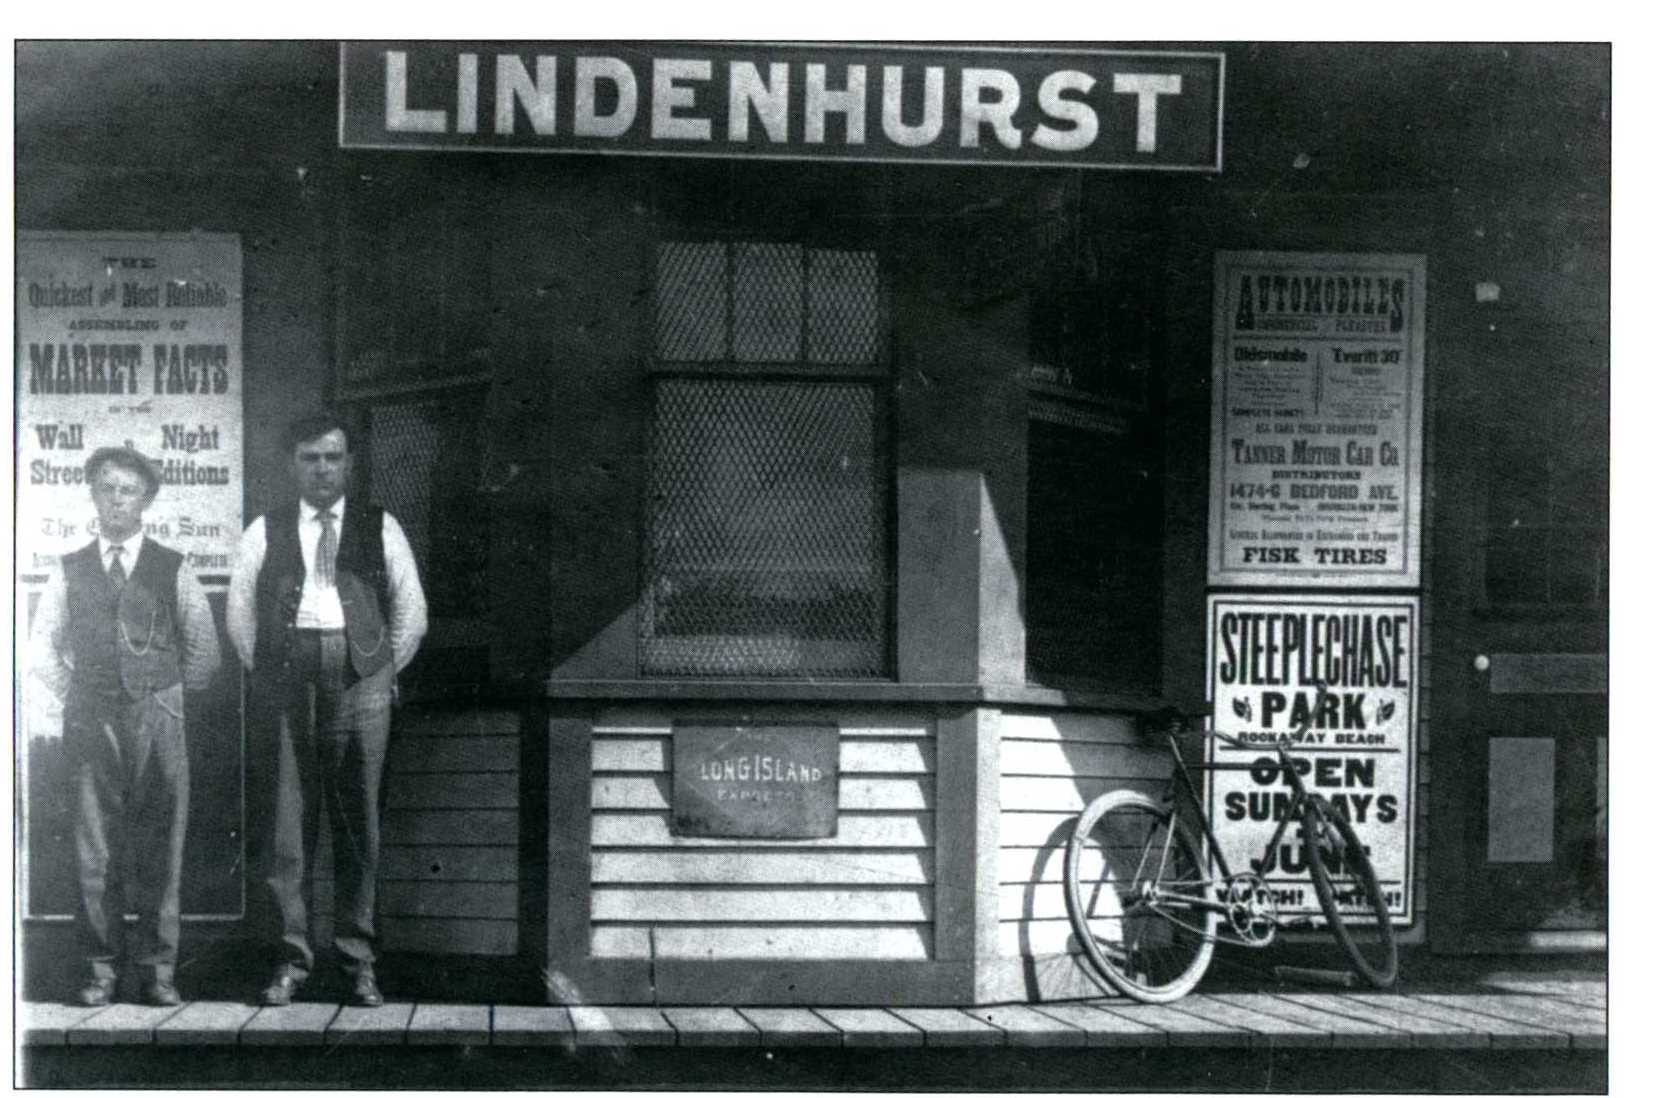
654,241,882,366
733,242,805,362
642,379,888,677
808,248,881,365
369,395,489,622
655,241,727,361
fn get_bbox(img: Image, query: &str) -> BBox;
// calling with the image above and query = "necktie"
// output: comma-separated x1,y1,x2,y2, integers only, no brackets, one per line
108,544,127,590
317,511,338,587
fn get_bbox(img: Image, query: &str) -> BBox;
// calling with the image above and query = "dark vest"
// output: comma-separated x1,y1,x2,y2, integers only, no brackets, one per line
252,501,393,682
63,538,184,700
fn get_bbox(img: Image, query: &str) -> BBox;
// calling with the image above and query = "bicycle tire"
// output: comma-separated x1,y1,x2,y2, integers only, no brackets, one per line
1064,790,1218,1003
1301,795,1399,988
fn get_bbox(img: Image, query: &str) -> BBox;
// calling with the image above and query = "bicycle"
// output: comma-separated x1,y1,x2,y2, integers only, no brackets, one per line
1062,689,1398,1003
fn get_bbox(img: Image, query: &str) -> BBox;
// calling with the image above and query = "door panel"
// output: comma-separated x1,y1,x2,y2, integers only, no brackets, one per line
1472,673,1606,932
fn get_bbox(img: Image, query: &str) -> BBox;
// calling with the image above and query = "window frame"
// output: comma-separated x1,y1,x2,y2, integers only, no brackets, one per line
640,235,897,680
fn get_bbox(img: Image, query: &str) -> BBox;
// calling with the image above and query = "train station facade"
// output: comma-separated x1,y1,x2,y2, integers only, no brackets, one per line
15,41,1609,1006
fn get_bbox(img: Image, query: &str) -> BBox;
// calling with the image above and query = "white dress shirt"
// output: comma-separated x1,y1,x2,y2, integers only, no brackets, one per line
99,531,143,577
226,496,428,673
295,497,347,629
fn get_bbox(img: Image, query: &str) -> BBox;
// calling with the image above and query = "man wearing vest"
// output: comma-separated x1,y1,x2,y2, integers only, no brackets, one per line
27,446,222,1007
227,412,427,1008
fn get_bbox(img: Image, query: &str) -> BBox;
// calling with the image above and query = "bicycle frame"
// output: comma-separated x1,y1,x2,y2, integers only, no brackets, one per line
1134,716,1326,943
1164,726,1315,885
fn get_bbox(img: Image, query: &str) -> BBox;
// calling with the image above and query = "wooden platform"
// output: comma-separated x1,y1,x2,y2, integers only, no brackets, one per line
19,977,1606,1051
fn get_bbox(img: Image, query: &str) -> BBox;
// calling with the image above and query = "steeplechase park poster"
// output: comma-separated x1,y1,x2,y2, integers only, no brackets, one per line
1204,593,1418,926
16,230,246,919
1207,251,1426,588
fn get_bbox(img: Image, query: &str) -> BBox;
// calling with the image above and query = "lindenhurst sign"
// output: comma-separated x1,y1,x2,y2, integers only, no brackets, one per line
339,42,1223,170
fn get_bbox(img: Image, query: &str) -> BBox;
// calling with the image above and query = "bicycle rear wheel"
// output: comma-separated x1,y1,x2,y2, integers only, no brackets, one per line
1064,790,1218,1003
1301,795,1399,988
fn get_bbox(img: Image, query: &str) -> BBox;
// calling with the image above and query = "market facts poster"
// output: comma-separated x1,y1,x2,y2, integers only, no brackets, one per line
1208,252,1426,587
16,231,245,918
1205,593,1418,925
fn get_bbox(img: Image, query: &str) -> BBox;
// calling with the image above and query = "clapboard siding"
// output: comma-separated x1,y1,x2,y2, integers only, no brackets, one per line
387,735,517,773
381,845,518,882
377,709,521,955
384,809,519,846
380,917,517,956
998,712,1138,745
591,711,932,738
386,773,518,809
1000,740,1166,778
588,709,936,962
590,811,934,849
592,737,934,774
394,709,521,738
999,882,1087,921
998,711,1170,959
593,774,935,812
998,919,1084,957
592,887,933,922
999,845,1114,885
590,925,932,960
380,881,518,919
592,850,933,885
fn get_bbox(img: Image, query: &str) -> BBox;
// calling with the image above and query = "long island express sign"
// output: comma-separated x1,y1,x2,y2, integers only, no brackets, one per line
340,42,1223,170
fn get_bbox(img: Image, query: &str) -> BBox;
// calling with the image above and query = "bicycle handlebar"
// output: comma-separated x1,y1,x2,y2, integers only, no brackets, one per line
1138,683,1335,752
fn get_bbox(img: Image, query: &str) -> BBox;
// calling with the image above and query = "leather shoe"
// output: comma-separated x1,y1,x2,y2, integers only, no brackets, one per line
260,970,305,1006
349,970,384,1008
76,976,116,1007
142,980,182,1006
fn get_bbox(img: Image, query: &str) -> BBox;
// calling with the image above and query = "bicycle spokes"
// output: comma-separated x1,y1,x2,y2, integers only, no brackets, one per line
1071,799,1218,994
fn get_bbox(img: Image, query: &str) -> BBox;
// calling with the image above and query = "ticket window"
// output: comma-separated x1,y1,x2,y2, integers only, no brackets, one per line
642,239,892,679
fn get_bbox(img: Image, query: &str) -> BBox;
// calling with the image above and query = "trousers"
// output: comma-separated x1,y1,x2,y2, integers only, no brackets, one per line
253,630,392,976
68,684,190,983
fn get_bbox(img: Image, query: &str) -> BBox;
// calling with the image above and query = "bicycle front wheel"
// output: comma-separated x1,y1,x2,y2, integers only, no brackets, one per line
1302,795,1399,988
1064,790,1218,1003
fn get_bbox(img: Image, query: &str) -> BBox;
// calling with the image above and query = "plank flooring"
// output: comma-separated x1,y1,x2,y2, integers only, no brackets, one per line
18,978,1606,1051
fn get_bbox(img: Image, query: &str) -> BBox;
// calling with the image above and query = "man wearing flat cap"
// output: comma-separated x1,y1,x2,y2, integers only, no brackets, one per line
27,445,222,1007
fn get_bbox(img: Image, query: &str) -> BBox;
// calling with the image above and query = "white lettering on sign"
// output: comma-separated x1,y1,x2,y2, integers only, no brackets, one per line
349,45,1217,169
697,755,828,784
456,52,479,134
575,56,638,138
652,58,712,141
729,61,788,143
961,68,1022,149
805,63,867,145
495,55,557,135
882,65,945,147
384,50,446,133
1113,72,1182,152
1205,594,1418,926
1032,70,1098,152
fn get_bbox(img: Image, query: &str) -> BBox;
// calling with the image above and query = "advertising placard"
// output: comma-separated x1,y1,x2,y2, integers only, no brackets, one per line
17,231,243,580
673,724,839,838
1208,252,1425,587
16,230,244,918
1205,593,1417,925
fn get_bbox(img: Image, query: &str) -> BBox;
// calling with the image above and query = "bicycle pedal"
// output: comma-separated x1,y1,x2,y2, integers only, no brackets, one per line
1274,965,1359,988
